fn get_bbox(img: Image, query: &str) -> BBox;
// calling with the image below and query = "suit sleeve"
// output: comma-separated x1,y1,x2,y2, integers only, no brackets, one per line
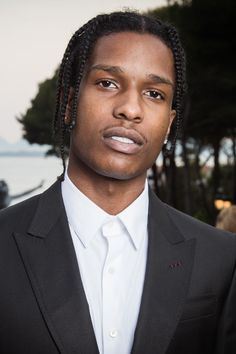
215,243,236,354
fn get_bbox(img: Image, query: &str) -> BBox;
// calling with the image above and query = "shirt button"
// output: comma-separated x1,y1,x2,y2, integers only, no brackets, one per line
107,221,114,231
109,329,118,338
108,267,115,274
102,221,116,237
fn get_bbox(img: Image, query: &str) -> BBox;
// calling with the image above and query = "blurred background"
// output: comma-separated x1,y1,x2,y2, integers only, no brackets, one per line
0,0,235,225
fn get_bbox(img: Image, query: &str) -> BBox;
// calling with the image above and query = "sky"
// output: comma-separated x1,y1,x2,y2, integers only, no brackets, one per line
0,0,167,143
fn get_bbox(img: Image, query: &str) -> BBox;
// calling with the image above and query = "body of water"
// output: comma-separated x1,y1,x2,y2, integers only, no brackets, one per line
0,156,63,206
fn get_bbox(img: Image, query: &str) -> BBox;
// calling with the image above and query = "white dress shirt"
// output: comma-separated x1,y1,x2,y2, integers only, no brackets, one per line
61,173,149,354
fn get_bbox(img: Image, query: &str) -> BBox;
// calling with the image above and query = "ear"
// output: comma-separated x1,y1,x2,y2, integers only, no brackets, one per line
65,87,74,125
166,109,176,136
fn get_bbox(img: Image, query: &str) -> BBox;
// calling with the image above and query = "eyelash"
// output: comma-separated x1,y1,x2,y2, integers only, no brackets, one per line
144,90,164,100
96,80,117,89
95,80,164,100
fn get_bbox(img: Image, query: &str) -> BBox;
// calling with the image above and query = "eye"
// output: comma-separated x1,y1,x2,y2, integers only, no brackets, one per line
96,80,117,89
144,90,164,100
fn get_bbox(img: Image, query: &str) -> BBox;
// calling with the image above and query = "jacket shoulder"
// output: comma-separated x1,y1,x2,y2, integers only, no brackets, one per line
0,181,60,232
0,193,41,229
149,189,236,246
166,202,235,239
161,201,236,264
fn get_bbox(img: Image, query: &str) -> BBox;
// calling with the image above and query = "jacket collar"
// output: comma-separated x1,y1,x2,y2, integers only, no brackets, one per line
27,180,64,238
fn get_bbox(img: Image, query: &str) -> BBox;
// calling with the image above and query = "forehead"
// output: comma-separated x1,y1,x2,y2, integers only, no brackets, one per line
87,32,175,80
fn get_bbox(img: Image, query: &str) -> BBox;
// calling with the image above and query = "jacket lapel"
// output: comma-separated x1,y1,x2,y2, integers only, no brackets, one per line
132,189,196,354
13,181,99,354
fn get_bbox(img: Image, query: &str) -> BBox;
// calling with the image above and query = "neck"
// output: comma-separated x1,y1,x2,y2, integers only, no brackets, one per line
67,165,146,215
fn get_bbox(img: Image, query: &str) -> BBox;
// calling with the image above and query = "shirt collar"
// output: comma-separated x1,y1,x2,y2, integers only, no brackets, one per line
61,172,149,250
118,181,149,250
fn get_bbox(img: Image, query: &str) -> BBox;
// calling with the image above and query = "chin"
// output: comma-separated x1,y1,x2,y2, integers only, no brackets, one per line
95,166,147,181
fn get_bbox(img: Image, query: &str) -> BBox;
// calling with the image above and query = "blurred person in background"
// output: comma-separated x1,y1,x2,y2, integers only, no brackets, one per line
216,205,236,233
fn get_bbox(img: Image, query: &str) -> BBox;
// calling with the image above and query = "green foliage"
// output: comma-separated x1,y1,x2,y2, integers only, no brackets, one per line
18,71,58,146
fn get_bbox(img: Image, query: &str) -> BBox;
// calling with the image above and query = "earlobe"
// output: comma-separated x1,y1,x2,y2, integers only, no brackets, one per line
170,109,176,124
164,110,176,144
64,114,71,125
167,109,176,135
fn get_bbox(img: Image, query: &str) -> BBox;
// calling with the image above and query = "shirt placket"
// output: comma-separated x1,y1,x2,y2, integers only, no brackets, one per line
102,219,125,354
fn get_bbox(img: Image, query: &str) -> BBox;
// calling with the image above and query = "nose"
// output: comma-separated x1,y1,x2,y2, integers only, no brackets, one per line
113,89,144,123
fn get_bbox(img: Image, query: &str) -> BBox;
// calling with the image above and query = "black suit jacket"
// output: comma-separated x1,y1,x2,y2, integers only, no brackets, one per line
0,180,236,354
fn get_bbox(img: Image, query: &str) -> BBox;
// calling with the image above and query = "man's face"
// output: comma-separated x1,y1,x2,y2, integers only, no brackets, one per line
68,32,176,182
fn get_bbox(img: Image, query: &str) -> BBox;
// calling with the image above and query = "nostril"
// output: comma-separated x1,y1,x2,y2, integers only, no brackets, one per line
116,112,126,119
113,110,143,122
133,116,142,123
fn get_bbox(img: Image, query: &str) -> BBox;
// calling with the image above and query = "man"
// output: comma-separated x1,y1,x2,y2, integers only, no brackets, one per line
0,11,235,354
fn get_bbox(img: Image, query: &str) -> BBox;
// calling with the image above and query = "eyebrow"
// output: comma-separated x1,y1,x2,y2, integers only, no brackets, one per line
148,74,174,87
89,64,124,74
89,64,174,87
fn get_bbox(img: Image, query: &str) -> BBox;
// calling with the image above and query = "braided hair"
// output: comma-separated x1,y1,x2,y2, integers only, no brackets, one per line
53,11,187,177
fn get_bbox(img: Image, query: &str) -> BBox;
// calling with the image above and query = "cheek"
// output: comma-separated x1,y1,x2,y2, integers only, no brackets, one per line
75,103,96,136
78,87,109,115
148,120,169,146
76,96,108,134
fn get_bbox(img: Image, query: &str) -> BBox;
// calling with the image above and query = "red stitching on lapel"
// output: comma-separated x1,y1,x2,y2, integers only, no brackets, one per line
168,260,183,269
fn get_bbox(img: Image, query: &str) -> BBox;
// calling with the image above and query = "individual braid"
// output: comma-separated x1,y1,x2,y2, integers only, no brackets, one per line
54,56,73,180
53,27,85,177
164,25,187,155
54,27,85,132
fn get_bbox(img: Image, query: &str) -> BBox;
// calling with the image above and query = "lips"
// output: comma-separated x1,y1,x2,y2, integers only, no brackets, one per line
102,126,146,154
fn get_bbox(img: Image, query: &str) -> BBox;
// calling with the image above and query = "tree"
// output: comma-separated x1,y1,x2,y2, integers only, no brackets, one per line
148,0,236,222
17,71,58,152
